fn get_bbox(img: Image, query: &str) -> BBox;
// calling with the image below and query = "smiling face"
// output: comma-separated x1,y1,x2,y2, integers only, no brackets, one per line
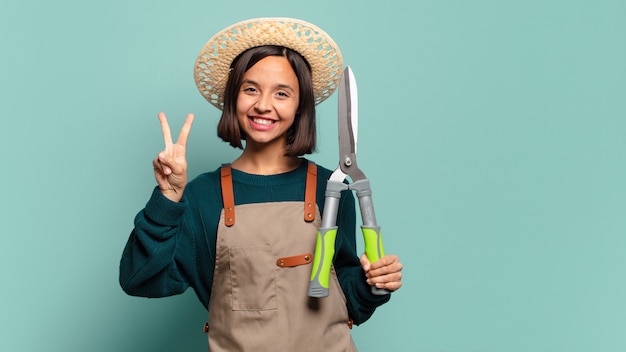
217,45,317,156
235,55,300,150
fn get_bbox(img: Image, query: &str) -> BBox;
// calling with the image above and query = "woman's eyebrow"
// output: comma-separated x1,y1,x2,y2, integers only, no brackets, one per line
276,83,296,92
241,79,295,92
241,79,259,86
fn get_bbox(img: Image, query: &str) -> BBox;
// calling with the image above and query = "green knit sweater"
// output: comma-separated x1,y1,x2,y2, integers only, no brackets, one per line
119,159,389,325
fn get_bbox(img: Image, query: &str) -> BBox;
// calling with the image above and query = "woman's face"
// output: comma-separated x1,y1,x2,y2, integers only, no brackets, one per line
236,55,300,149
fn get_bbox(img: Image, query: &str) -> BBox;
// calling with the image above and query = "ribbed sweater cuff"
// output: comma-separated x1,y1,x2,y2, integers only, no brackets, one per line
143,187,187,227
358,272,392,305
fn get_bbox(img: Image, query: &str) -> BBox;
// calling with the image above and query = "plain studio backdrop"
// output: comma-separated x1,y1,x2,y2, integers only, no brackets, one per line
1,0,624,351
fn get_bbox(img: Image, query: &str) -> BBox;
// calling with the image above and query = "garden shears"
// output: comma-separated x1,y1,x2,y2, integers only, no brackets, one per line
308,66,389,298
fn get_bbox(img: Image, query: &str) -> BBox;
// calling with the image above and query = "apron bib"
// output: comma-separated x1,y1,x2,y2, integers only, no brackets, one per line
206,162,357,352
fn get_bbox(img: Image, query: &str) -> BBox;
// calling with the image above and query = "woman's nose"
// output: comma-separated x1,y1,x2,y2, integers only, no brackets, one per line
254,93,271,112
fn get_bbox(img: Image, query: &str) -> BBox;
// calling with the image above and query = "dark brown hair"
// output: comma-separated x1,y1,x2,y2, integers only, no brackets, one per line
217,45,316,156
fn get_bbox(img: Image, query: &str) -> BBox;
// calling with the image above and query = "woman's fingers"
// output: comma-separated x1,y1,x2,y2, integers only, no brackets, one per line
158,112,174,146
153,112,194,202
152,157,170,190
362,254,403,291
156,112,195,174
157,153,172,175
176,113,195,148
159,112,195,147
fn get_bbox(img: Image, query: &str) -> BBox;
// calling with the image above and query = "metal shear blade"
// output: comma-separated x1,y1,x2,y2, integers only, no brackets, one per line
333,66,365,182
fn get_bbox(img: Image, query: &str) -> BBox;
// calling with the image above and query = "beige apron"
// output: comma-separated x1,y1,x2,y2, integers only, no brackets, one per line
205,162,357,352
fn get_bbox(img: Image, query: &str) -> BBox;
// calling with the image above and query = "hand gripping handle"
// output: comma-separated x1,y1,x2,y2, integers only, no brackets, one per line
351,179,390,295
308,180,347,298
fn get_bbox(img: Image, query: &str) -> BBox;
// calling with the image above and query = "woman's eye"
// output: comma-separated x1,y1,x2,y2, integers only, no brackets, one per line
277,91,289,98
242,86,257,93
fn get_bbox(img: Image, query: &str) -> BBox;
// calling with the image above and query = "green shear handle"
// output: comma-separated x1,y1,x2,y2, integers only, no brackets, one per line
308,180,346,298
352,179,390,295
308,179,390,297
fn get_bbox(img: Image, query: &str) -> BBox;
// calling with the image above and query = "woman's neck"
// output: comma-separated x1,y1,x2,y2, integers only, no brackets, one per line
231,145,301,175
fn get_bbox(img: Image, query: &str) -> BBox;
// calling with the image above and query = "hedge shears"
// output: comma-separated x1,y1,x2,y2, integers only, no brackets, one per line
308,66,389,298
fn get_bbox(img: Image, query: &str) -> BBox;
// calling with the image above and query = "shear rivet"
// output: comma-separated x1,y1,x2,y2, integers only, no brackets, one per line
304,255,310,261
344,157,352,167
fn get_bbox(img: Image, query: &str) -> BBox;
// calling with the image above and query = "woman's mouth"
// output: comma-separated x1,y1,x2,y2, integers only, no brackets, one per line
249,116,276,131
251,117,274,126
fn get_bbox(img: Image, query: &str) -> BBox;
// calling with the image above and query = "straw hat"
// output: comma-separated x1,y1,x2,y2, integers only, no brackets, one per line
194,17,343,110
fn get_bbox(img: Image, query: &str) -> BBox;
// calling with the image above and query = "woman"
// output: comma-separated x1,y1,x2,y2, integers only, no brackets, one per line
120,17,403,351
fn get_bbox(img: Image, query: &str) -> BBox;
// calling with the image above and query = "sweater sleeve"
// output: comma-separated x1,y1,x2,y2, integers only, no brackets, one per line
333,189,391,325
119,187,191,297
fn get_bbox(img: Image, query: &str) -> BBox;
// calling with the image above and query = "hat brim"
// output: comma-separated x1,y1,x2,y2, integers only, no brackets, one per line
194,17,343,110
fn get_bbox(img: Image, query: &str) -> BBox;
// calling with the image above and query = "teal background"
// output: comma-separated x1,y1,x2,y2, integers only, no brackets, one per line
1,0,625,351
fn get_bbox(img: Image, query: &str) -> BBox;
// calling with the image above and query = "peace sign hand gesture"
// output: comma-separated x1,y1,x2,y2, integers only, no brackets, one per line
153,112,195,202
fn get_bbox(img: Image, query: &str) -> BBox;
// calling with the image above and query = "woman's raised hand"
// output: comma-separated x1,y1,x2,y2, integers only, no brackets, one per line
153,112,195,202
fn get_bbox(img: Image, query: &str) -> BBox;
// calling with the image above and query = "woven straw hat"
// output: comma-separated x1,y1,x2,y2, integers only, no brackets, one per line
194,17,343,110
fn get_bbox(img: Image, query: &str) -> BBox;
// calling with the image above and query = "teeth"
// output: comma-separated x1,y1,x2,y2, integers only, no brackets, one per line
253,118,273,125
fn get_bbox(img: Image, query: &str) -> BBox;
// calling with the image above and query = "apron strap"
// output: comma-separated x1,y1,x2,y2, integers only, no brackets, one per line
219,161,318,226
304,161,317,222
220,164,236,227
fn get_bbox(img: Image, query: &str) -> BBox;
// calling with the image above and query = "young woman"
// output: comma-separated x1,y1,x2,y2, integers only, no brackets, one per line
120,18,403,351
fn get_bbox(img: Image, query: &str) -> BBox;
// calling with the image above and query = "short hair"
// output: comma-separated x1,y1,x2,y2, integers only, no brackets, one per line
217,45,317,156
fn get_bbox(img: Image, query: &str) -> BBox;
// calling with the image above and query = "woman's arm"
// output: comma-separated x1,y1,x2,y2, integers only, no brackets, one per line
119,188,190,297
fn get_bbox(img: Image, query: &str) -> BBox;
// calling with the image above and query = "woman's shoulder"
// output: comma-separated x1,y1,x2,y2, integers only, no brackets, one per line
186,166,223,189
308,159,333,179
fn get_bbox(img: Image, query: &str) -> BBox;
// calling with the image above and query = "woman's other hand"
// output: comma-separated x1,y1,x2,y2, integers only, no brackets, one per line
360,254,403,292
